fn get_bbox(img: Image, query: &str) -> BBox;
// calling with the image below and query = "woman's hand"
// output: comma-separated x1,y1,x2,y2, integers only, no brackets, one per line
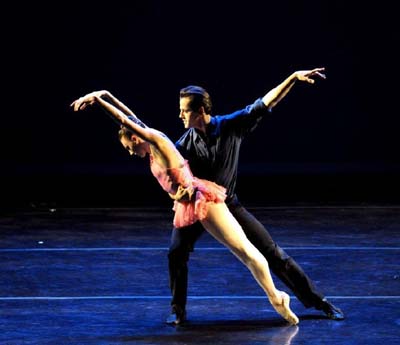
70,90,109,111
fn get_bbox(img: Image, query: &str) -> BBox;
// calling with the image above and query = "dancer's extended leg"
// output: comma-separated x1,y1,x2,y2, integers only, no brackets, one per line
201,203,299,325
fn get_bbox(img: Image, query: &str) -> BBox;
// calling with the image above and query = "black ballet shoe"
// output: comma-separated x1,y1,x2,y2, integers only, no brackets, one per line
317,298,345,321
166,307,186,325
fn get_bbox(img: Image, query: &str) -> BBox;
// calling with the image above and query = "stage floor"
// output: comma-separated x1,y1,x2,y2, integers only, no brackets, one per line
1,205,399,344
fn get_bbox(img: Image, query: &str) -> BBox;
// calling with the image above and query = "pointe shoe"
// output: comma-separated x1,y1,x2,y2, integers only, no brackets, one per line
271,292,299,325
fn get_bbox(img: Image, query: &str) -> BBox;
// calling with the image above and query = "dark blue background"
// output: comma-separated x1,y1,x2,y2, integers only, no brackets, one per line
3,1,399,207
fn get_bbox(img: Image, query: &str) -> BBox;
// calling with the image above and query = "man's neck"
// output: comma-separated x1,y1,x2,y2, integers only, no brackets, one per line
194,114,211,134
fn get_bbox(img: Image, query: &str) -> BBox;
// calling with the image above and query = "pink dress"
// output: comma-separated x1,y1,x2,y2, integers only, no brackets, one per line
149,155,227,228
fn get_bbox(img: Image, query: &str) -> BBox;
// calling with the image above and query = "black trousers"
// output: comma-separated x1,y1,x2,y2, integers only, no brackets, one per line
168,195,325,312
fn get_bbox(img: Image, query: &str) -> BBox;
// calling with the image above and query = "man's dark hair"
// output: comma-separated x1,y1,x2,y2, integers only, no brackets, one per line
180,85,212,114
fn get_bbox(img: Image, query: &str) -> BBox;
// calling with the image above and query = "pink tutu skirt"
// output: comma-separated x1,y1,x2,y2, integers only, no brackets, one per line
172,177,227,228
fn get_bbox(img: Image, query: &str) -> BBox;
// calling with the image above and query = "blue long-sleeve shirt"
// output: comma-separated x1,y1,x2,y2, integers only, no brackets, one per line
175,98,271,202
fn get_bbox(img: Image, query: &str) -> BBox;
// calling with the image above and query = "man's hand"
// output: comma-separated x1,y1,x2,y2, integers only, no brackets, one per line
295,68,326,84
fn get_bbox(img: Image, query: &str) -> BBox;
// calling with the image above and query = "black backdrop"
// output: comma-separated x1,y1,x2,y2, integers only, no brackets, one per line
2,1,399,208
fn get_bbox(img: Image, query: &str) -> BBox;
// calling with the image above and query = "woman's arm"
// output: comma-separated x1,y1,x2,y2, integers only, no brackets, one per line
71,90,135,116
71,92,152,140
71,92,183,168
101,90,136,116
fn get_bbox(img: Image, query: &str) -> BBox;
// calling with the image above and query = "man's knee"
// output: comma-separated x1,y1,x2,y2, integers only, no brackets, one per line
168,245,191,264
265,244,292,268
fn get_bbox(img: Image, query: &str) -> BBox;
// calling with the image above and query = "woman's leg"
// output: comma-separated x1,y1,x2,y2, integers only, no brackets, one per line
201,203,299,325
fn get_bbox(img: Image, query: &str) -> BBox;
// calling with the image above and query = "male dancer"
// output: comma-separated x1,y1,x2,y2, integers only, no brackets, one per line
167,67,344,324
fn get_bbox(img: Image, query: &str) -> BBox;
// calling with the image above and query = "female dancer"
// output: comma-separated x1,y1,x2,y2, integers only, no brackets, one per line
71,90,299,325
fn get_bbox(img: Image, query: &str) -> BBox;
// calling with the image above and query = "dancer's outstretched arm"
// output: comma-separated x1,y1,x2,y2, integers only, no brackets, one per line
262,67,326,110
71,91,182,168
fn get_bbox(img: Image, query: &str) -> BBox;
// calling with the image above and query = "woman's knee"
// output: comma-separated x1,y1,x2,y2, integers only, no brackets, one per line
232,243,261,265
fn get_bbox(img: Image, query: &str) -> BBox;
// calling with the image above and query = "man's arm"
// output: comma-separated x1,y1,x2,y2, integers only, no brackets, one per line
262,67,326,110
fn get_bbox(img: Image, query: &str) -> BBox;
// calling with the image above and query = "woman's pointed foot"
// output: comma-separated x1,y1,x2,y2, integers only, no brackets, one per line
270,291,299,325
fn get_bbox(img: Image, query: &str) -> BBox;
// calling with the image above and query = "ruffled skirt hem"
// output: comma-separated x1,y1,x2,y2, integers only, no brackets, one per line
172,177,226,228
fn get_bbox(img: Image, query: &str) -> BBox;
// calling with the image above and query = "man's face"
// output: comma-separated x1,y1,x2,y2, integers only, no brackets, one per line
179,97,199,129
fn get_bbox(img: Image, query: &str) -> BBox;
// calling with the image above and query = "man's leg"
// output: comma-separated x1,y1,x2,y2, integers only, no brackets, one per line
228,198,344,320
166,222,205,324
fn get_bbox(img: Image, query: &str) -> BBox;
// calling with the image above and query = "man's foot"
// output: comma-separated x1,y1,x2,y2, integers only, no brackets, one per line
318,298,345,320
166,307,186,325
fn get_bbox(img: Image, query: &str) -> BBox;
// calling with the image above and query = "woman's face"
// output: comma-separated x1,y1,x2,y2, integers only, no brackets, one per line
120,135,148,158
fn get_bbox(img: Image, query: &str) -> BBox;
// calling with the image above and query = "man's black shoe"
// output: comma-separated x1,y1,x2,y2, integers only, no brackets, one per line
318,298,345,320
166,309,186,325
